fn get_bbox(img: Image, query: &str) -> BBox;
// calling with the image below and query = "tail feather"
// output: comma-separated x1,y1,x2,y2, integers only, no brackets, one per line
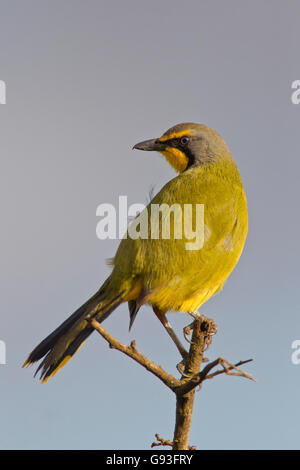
38,325,94,383
23,290,104,367
23,283,125,382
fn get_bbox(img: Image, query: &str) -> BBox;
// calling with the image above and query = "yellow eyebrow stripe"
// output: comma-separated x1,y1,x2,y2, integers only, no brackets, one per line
159,129,193,142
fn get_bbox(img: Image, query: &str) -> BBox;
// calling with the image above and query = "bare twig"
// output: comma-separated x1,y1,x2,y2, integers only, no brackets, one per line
90,318,181,391
201,357,255,382
175,357,255,396
151,433,196,450
151,433,173,448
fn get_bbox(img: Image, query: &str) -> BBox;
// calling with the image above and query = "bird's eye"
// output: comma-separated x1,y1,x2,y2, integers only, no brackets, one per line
180,136,190,145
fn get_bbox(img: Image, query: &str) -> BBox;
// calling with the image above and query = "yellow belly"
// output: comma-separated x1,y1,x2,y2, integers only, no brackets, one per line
111,159,248,315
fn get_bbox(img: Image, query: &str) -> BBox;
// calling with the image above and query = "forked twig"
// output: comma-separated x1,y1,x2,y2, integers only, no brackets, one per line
151,433,173,448
201,357,255,382
151,433,196,450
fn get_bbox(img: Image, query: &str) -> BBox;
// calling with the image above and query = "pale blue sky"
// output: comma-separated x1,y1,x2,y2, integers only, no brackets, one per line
0,0,300,449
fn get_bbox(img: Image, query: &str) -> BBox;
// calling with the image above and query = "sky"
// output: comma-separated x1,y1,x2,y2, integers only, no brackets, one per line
1,0,300,450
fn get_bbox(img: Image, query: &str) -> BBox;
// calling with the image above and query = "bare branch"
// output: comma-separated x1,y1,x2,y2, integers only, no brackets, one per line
172,317,214,450
202,357,255,382
90,318,181,391
175,357,255,395
89,315,255,450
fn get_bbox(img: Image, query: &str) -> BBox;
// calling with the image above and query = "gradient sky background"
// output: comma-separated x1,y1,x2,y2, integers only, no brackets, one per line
1,0,300,450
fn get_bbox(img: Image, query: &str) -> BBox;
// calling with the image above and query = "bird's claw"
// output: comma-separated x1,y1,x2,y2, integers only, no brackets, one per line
183,323,193,344
183,313,217,343
190,312,218,336
176,359,193,377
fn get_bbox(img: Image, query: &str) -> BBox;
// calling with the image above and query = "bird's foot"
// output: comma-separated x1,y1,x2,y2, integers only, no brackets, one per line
183,323,193,344
190,312,217,335
184,312,217,351
176,359,193,377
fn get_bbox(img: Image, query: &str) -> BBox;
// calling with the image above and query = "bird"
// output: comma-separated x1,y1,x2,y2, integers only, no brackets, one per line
23,122,248,383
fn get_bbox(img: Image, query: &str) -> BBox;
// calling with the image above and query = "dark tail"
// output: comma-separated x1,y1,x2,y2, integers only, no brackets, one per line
23,283,124,383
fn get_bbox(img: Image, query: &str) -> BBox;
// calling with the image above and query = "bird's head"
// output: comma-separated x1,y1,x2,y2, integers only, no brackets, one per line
133,122,232,173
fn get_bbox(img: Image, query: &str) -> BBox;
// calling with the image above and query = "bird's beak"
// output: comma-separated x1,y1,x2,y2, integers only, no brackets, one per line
133,138,164,151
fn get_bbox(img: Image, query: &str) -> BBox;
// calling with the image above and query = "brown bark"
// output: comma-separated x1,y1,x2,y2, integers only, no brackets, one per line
90,316,254,450
172,318,215,450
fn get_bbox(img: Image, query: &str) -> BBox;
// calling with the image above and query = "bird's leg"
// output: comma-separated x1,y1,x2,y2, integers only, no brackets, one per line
152,306,188,361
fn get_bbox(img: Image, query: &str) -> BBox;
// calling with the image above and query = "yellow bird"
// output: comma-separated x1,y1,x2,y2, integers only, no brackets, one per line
23,122,248,383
